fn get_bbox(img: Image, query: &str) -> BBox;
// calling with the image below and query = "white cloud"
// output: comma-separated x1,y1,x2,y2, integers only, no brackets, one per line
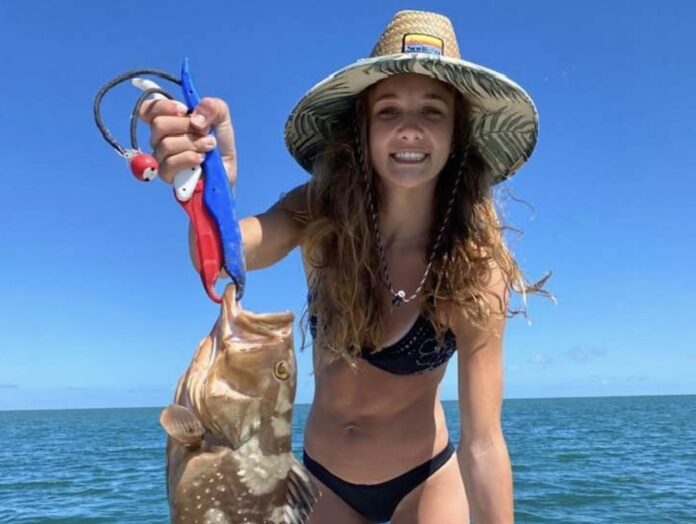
590,374,613,386
527,353,553,368
566,347,607,361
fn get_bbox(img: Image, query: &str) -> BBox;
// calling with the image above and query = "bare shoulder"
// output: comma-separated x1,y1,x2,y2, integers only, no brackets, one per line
481,259,509,315
442,260,508,350
270,183,310,219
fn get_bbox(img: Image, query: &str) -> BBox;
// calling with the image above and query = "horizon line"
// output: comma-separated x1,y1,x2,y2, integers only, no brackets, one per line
2,392,694,413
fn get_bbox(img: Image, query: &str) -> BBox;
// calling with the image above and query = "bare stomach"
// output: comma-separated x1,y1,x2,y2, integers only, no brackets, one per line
303,353,452,484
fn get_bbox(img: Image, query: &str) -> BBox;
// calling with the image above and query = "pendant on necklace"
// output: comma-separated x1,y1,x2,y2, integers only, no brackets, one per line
392,289,406,307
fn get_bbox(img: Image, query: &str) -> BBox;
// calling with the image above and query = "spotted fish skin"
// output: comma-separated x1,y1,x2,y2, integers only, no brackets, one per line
160,284,320,523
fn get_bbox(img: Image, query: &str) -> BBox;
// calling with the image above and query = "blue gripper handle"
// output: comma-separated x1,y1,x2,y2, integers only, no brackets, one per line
180,59,246,301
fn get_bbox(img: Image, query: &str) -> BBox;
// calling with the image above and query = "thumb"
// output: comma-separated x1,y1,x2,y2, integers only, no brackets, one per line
191,97,237,184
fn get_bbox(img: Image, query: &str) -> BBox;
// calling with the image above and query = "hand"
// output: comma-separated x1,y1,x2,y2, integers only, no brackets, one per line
138,97,238,185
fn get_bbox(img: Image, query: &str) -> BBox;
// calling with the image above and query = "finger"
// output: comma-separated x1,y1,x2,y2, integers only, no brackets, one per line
153,134,217,166
150,115,205,150
189,97,230,135
157,151,206,184
189,97,237,183
139,98,188,125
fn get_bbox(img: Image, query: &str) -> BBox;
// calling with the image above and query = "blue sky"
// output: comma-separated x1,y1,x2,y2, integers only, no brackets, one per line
1,1,694,411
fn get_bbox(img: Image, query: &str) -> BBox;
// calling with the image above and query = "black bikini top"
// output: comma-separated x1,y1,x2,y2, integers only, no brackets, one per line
307,295,457,375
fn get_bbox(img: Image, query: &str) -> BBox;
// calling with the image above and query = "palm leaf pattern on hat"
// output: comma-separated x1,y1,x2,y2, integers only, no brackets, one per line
422,59,537,179
361,56,420,77
285,79,357,170
417,60,526,102
472,108,537,181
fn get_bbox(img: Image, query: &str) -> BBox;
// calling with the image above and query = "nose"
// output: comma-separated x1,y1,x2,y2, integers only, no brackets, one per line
397,112,424,141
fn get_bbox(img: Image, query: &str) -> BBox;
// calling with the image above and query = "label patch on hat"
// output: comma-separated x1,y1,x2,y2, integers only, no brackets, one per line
402,34,444,56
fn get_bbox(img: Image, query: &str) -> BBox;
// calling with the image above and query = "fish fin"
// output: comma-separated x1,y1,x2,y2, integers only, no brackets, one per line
159,404,205,447
281,458,322,523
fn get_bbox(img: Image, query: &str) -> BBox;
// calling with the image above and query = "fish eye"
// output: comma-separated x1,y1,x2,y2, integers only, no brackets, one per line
274,360,291,381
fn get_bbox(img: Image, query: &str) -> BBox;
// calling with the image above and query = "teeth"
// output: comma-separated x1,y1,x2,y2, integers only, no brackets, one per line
393,152,427,162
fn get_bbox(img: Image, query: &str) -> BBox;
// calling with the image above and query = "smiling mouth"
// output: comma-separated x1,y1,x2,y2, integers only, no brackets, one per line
390,152,429,164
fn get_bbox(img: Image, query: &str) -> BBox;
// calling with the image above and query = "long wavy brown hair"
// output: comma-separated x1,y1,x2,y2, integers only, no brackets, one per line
296,80,552,367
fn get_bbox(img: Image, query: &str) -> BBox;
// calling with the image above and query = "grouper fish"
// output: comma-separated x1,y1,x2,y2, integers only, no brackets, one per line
159,284,321,523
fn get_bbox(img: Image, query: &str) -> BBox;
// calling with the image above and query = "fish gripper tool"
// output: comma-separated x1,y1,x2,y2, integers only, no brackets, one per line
93,59,246,303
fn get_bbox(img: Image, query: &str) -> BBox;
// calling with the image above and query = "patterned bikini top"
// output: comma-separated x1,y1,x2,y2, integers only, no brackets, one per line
307,296,458,375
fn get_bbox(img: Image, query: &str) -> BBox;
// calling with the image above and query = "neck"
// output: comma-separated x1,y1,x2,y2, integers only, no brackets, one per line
377,180,437,250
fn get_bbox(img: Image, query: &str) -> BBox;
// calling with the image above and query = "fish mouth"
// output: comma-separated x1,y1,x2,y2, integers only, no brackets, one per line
218,284,294,350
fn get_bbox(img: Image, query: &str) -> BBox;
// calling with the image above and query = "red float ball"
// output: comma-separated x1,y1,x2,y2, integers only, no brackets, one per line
129,153,159,182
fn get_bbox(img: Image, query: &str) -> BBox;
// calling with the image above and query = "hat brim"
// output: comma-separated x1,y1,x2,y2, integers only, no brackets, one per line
285,54,538,184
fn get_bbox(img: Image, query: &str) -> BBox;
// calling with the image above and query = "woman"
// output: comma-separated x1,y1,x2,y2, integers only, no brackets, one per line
141,10,549,524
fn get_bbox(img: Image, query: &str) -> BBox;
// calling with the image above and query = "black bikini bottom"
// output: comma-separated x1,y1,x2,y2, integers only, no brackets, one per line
302,441,455,523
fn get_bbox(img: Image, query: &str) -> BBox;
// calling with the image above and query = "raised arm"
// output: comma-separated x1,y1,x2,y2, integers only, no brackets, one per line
190,183,308,272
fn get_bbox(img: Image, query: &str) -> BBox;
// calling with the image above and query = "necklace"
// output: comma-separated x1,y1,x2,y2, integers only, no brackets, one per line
361,152,467,307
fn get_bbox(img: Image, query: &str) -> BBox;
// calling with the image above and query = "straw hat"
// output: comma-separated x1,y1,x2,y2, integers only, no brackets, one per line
284,10,538,184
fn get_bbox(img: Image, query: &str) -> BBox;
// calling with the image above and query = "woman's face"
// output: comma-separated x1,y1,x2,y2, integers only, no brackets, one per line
367,73,455,191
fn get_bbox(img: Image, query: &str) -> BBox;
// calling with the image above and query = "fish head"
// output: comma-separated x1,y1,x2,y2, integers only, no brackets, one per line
204,284,296,449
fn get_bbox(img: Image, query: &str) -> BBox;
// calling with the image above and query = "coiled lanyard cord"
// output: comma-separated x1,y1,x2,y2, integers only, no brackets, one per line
93,69,181,157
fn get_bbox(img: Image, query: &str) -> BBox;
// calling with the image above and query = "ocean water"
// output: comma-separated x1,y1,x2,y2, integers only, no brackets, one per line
1,395,694,523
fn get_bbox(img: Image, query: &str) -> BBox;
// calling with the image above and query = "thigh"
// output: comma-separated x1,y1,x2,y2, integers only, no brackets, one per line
390,454,469,524
305,471,373,524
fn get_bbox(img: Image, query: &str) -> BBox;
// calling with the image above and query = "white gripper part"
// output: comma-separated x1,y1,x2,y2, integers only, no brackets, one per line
131,77,202,202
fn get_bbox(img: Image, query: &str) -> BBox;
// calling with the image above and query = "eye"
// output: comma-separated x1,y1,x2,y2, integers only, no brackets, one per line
273,360,291,381
422,106,444,118
375,106,399,118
